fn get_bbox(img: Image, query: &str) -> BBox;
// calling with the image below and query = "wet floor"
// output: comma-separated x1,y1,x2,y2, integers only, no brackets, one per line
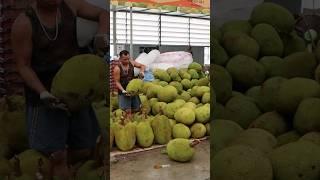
110,140,210,180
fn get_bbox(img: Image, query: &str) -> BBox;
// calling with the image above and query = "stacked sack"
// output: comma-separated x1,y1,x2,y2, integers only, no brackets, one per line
211,2,320,180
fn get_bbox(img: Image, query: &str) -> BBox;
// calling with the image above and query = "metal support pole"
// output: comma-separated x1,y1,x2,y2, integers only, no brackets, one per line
130,6,133,56
113,5,117,57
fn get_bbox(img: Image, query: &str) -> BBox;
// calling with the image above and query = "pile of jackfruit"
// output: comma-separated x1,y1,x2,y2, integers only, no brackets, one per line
212,2,320,180
110,62,210,162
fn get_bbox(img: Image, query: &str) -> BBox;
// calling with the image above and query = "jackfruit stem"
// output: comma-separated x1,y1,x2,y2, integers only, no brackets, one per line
190,139,200,147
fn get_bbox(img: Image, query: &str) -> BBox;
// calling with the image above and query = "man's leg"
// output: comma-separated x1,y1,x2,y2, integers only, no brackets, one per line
131,95,142,114
26,101,71,179
118,94,133,120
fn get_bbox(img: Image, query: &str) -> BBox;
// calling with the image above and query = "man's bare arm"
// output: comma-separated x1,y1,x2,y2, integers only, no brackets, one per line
131,60,145,72
11,14,46,95
113,66,125,92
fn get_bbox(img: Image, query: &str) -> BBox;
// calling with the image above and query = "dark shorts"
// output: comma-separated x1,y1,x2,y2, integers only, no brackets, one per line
26,102,100,154
118,94,141,111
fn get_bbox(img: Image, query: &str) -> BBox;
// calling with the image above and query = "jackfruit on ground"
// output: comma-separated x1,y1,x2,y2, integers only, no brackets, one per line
113,121,136,151
251,23,284,56
158,81,169,87
169,71,182,82
190,123,207,138
299,132,320,146
223,31,260,59
152,102,167,115
249,111,288,137
277,131,301,147
167,67,178,75
293,98,320,134
211,119,244,156
245,86,263,107
173,99,186,107
148,98,158,107
201,92,210,104
269,141,320,180
188,97,200,104
188,62,202,72
180,72,191,80
136,120,154,148
157,85,178,103
259,56,284,78
169,81,183,94
187,69,199,79
213,38,229,66
228,128,277,154
282,33,306,56
250,2,295,33
191,79,199,87
195,104,210,123
166,138,195,162
212,145,273,180
212,65,233,104
221,20,252,35
195,86,210,97
169,119,176,127
222,96,262,129
196,77,209,86
164,102,181,119
146,84,162,99
126,79,143,95
172,123,191,139
151,115,172,145
141,82,154,94
182,102,197,110
51,54,106,111
153,69,171,82
226,55,266,88
177,91,191,101
275,78,320,114
174,107,195,125
181,79,192,90
281,52,317,79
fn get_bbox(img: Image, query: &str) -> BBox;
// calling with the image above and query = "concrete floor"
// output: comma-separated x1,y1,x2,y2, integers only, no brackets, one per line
110,140,210,180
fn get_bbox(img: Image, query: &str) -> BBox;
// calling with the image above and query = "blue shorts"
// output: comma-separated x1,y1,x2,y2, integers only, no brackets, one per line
26,102,100,154
118,94,141,111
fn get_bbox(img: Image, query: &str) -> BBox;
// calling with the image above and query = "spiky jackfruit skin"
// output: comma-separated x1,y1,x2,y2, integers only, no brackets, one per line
250,2,295,33
146,84,162,99
177,91,191,102
113,122,136,151
188,62,202,72
164,102,181,119
136,121,154,148
212,145,273,180
251,23,284,56
202,92,210,104
226,55,266,88
187,69,199,79
277,131,301,147
222,96,262,129
281,52,317,79
269,141,320,180
212,65,233,104
245,86,262,107
259,56,284,78
188,97,200,104
169,81,183,94
153,69,171,82
181,79,192,90
169,72,182,82
167,67,178,75
126,79,143,95
51,54,106,111
190,123,206,138
299,132,320,146
182,102,197,110
293,98,320,134
223,31,260,59
249,111,288,137
174,107,195,125
152,102,167,115
157,85,178,103
282,33,306,56
166,138,194,162
275,78,320,114
151,115,172,145
196,78,209,86
195,104,210,123
221,20,252,35
213,38,229,66
172,123,191,139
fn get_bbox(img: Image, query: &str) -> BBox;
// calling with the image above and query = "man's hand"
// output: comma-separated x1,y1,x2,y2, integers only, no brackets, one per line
138,71,145,79
121,90,131,96
40,91,69,112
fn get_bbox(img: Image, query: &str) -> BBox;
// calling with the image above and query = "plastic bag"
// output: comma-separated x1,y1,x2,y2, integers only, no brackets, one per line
154,51,193,65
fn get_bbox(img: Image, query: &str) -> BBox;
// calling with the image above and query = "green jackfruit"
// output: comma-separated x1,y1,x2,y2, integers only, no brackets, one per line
187,69,199,79
269,141,320,180
213,38,229,66
51,54,106,111
181,72,191,80
282,33,306,56
153,69,171,82
169,119,176,127
148,98,158,107
178,91,191,101
195,86,210,97
190,123,207,138
250,2,295,33
166,138,195,162
277,131,301,147
112,120,136,151
174,107,195,125
152,102,167,115
259,56,284,78
181,79,193,90
196,77,209,86
188,97,200,104
251,23,284,56
164,103,181,119
157,85,178,103
205,123,210,136
136,120,154,148
190,79,199,87
275,78,320,114
151,115,172,145
202,92,210,104
173,99,186,107
212,145,273,180
158,81,168,87
299,132,320,146
212,65,233,104
294,98,320,134
141,82,153,94
182,102,197,110
126,79,143,95
223,31,260,59
190,86,199,97
167,67,178,75
245,86,262,106
229,128,277,154
170,72,182,82
172,123,191,139
169,81,183,94
222,96,262,129
188,62,202,72
249,111,288,137
226,55,266,88
146,84,162,99
195,104,210,123
221,20,252,35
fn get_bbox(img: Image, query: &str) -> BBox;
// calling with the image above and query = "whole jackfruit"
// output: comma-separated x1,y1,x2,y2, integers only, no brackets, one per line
178,91,191,101
245,86,263,106
152,102,167,115
187,69,199,79
148,98,158,107
294,98,320,134
212,145,273,180
195,86,210,97
212,65,233,104
166,138,196,162
188,97,200,104
173,99,186,107
112,119,136,151
195,104,210,123
167,67,178,75
275,78,320,114
223,31,260,59
182,102,197,110
190,79,199,87
151,115,172,145
269,141,320,180
299,132,320,146
226,55,266,88
147,84,162,99
170,72,182,82
196,77,209,86
222,96,262,129
202,92,210,104
221,20,252,35
190,123,207,138
136,120,154,148
157,85,178,103
174,107,196,125
126,79,143,95
153,69,171,82
169,81,183,94
188,62,202,72
172,123,191,139
249,111,288,137
259,56,284,78
181,79,193,90
158,81,168,87
141,82,153,94
213,38,229,66
164,102,181,119
251,23,284,56
277,131,301,147
205,123,210,136
51,54,106,111
282,33,306,56
250,2,295,33
181,72,191,80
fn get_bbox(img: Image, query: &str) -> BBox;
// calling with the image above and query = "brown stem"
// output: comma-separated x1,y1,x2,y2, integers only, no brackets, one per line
190,140,200,147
